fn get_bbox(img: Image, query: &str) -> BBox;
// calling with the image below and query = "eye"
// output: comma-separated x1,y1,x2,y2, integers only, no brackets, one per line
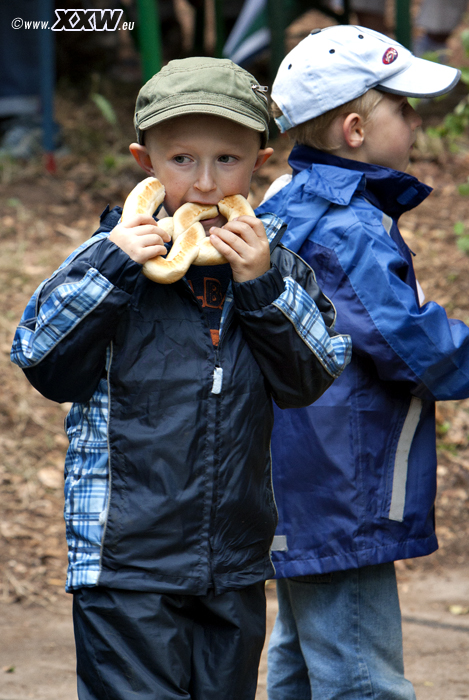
400,98,410,113
218,154,237,163
173,155,191,164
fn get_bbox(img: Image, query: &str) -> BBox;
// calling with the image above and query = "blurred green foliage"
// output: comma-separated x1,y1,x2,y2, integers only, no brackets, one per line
453,220,469,254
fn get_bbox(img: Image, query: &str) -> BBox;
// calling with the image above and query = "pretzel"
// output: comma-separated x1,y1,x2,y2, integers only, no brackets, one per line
121,176,165,222
121,177,255,284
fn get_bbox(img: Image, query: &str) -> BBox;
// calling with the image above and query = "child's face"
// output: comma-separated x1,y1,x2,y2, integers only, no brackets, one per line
130,114,272,232
361,93,422,172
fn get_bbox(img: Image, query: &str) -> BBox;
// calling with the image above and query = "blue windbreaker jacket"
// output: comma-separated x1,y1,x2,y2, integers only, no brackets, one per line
257,146,469,577
11,206,351,593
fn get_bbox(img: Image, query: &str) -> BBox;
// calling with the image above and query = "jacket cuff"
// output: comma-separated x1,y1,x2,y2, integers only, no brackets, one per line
88,237,142,294
233,265,285,311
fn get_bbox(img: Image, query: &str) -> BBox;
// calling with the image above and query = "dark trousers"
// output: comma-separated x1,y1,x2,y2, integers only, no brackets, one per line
73,582,266,700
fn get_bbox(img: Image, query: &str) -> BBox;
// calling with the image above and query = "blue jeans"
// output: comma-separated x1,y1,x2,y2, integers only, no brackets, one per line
267,562,416,700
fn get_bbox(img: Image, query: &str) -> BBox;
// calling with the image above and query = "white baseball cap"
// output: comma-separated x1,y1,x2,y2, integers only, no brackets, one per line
272,25,461,133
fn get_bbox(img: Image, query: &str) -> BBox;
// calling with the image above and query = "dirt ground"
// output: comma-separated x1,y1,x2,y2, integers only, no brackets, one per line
2,569,469,700
2,6,469,699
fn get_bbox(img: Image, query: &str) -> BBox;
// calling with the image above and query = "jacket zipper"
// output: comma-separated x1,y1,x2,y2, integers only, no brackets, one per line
267,442,278,576
179,275,231,394
98,342,114,583
211,365,223,394
211,282,234,394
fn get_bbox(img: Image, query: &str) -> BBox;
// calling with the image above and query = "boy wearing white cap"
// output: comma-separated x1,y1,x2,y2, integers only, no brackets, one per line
257,25,469,699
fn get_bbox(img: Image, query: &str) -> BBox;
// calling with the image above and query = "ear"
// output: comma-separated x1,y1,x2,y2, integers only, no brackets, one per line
253,147,274,173
342,113,365,149
129,143,154,175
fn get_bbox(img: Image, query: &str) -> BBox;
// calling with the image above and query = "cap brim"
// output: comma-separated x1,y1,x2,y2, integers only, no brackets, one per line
378,56,461,98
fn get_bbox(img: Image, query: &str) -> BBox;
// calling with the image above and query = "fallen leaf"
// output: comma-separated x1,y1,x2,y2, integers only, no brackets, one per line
55,223,81,240
449,604,469,615
37,467,63,490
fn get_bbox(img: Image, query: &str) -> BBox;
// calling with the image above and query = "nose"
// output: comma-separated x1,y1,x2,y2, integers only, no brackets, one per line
194,164,216,193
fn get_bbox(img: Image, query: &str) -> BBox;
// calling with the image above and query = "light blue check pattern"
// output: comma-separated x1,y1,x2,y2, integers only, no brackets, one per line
273,276,352,378
10,232,116,591
11,214,350,591
11,232,112,368
63,372,110,590
261,212,281,245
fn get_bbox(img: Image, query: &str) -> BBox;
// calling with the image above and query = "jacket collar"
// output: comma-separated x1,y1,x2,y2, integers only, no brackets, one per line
288,144,432,220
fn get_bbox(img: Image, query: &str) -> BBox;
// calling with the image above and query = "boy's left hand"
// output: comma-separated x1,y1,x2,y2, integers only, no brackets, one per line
209,216,270,283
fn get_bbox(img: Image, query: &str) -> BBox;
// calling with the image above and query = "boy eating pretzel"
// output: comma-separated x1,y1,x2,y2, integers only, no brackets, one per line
11,57,351,700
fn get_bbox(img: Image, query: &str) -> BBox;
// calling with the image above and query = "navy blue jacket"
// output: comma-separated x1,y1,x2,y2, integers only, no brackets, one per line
257,146,469,577
11,206,351,593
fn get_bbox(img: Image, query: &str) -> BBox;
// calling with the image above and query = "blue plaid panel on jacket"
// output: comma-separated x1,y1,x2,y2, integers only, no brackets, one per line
273,277,352,378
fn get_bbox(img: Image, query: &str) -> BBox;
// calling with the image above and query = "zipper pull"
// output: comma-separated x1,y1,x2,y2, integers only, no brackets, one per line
212,366,223,394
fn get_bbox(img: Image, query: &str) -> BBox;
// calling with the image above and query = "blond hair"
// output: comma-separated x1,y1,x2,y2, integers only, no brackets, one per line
271,89,383,152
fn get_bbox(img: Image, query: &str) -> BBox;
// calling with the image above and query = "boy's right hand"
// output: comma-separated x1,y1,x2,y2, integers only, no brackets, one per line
109,214,171,264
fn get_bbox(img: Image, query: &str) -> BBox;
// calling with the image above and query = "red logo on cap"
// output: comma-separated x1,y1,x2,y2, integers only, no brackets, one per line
382,47,398,65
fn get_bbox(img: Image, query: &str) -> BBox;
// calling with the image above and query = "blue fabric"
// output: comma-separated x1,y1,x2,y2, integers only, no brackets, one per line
273,277,350,378
256,147,469,577
11,208,351,593
288,145,432,218
73,582,266,700
267,564,416,700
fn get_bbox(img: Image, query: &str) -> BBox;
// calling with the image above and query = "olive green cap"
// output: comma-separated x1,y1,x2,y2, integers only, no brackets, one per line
134,57,270,147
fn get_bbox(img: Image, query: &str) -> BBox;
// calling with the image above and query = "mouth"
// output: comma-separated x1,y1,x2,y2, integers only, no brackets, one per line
187,200,219,210
200,214,227,234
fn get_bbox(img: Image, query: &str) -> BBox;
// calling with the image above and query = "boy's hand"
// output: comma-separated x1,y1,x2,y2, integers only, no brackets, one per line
209,216,270,283
109,214,171,264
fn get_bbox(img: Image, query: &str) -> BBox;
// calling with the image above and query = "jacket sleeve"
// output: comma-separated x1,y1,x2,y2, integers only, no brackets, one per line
304,214,469,402
232,227,352,410
10,207,142,403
